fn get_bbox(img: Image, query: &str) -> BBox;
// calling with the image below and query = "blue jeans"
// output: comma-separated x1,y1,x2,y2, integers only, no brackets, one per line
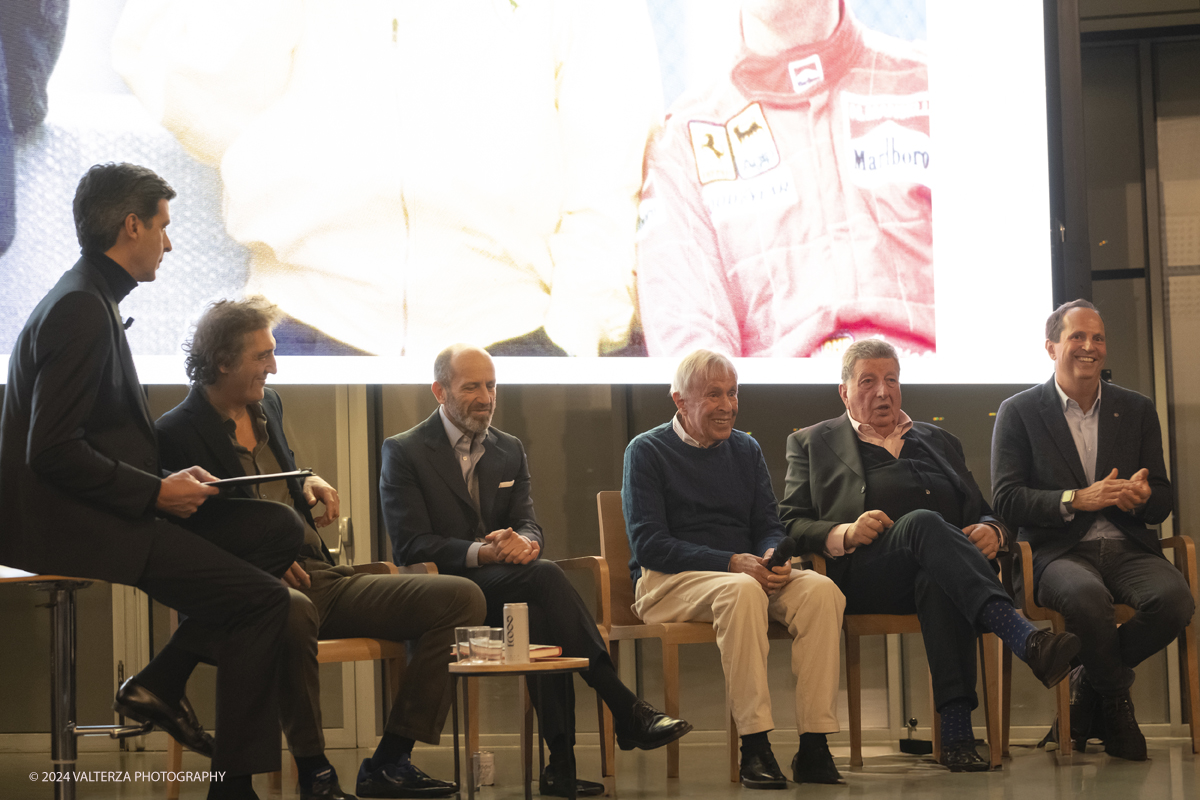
1036,538,1193,694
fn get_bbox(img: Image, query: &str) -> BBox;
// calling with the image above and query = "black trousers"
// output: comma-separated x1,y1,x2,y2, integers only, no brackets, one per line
135,498,304,775
1037,538,1194,694
834,509,1009,711
467,559,610,747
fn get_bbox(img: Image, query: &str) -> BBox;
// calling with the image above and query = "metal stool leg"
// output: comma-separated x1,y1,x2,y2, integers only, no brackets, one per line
48,585,77,800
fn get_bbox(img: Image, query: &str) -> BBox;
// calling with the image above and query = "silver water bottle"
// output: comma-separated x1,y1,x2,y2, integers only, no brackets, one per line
503,602,530,664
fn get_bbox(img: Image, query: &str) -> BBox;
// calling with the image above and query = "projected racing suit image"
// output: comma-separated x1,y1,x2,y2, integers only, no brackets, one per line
636,0,932,358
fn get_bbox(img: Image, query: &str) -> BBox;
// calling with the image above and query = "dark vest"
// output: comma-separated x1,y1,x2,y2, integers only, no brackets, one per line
859,437,965,527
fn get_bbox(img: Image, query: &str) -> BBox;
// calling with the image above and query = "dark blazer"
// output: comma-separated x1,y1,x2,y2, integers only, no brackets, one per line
0,257,161,584
779,412,1004,583
380,409,541,574
156,385,320,534
991,377,1171,589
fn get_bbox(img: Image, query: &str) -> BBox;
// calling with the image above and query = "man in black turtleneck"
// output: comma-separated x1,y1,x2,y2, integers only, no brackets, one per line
0,162,302,800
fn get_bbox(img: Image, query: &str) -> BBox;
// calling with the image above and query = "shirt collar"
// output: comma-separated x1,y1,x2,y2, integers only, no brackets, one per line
671,412,726,449
671,413,703,448
1054,378,1101,416
88,251,138,303
845,408,913,438
216,399,267,435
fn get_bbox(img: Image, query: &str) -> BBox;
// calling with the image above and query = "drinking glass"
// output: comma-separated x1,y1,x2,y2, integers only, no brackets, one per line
468,626,492,663
487,628,505,663
455,627,473,662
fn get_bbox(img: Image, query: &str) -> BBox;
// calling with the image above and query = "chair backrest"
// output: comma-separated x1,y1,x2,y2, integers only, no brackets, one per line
597,491,643,627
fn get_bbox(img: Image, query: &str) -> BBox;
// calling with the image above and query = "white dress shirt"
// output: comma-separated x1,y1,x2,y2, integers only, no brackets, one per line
1055,380,1123,540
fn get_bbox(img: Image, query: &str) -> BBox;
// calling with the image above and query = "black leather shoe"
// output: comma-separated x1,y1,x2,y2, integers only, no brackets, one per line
739,750,788,790
355,758,456,798
1024,630,1081,688
113,679,214,758
538,759,605,798
1102,691,1147,761
302,766,357,800
791,740,843,784
940,741,989,772
615,699,693,751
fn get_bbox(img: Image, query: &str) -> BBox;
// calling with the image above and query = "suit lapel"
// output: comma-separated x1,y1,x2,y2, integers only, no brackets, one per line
1038,378,1088,487
182,387,255,498
1096,385,1126,477
263,402,294,471
421,411,483,520
823,414,865,480
476,430,502,531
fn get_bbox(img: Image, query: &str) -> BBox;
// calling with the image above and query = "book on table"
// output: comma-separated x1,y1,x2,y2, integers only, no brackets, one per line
452,644,564,660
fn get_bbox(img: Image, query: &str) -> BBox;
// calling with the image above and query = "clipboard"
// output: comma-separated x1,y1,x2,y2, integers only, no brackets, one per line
204,468,313,487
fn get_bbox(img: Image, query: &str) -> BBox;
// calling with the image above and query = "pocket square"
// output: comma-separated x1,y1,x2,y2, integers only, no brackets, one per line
498,480,515,488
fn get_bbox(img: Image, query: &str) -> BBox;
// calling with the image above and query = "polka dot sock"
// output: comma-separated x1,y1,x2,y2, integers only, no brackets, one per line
978,599,1039,660
939,700,974,744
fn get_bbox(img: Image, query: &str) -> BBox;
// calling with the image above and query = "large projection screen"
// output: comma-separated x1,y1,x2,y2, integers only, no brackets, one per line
0,0,1051,384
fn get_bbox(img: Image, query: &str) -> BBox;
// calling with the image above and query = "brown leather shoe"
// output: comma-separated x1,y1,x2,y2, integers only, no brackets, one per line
1024,630,1081,688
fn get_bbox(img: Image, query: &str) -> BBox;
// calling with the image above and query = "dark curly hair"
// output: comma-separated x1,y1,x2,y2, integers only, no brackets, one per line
184,297,283,385
72,163,175,255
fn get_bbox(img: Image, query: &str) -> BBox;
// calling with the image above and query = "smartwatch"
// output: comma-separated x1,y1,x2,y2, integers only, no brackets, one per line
1061,489,1076,513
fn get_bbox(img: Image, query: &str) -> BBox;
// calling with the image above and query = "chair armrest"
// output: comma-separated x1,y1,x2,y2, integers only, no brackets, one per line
353,561,439,575
1161,536,1198,603
556,556,611,631
803,553,828,577
1017,540,1037,611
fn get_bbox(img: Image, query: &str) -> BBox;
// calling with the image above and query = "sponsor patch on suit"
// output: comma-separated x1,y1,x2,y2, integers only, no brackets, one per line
726,103,780,181
688,121,737,185
842,91,932,187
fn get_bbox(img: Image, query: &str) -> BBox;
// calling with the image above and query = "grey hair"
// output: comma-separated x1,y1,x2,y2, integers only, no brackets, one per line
434,343,486,386
1045,299,1099,342
840,340,900,385
671,349,737,398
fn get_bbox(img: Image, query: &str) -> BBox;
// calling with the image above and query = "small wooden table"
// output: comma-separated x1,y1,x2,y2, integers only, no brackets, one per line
0,567,150,800
448,657,592,800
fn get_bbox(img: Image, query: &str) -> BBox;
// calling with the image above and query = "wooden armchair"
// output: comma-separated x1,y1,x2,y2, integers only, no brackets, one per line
1005,537,1200,759
806,553,1002,770
165,560,434,799
595,491,792,782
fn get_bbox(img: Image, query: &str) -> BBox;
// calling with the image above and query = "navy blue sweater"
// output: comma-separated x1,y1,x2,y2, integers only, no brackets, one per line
622,421,786,586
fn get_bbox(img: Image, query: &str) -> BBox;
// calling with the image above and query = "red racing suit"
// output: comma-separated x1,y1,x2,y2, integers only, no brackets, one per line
636,7,933,358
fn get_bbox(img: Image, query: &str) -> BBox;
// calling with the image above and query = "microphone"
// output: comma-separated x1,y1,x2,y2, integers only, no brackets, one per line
765,536,796,569
123,317,135,330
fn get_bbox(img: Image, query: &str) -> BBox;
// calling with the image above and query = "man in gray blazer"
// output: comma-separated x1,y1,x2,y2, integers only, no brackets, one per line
780,339,1080,771
380,344,691,797
992,299,1193,760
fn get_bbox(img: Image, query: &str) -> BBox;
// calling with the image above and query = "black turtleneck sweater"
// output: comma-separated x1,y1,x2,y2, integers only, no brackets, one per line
87,251,138,303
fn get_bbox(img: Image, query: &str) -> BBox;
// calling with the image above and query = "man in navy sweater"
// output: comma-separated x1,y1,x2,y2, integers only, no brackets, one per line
623,350,846,789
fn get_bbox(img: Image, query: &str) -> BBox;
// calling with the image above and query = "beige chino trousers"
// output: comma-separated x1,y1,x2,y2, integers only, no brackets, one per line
634,568,844,737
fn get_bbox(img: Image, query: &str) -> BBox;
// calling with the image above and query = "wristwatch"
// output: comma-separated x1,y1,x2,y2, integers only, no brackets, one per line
1061,489,1076,513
